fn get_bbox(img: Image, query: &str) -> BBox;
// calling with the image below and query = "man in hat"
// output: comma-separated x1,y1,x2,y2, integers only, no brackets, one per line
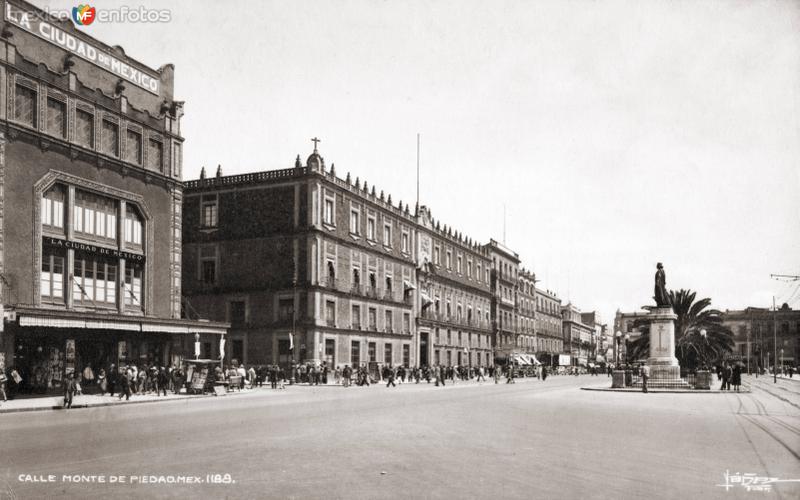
63,372,77,409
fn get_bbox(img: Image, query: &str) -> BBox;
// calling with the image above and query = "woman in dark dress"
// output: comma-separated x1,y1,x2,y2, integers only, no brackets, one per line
731,364,742,392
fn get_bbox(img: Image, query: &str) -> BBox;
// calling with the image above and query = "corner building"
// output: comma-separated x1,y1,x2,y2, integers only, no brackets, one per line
183,147,418,370
0,0,227,394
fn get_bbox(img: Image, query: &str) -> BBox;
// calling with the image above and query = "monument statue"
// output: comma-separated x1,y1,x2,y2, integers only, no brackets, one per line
654,262,671,307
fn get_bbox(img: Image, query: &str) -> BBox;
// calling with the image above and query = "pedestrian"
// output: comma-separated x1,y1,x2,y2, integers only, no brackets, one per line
385,366,396,388
247,365,256,389
720,363,731,391
157,366,168,396
342,365,351,387
0,370,7,402
63,372,77,409
640,363,649,393
732,363,742,392
97,368,107,396
108,364,118,397
493,365,500,384
541,365,548,381
278,366,286,389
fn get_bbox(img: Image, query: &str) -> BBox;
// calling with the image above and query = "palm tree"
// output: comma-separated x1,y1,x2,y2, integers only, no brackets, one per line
628,289,734,369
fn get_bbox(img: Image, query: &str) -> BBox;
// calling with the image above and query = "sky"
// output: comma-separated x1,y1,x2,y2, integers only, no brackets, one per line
42,0,800,324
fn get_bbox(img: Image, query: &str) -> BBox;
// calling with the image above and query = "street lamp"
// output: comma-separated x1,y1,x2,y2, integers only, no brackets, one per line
699,329,707,368
615,331,622,368
780,348,784,376
624,333,631,366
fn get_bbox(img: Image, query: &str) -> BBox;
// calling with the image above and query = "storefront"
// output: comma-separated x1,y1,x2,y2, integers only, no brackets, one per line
2,308,227,395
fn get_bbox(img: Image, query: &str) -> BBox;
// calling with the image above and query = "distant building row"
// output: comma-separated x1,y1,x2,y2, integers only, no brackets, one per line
182,144,605,369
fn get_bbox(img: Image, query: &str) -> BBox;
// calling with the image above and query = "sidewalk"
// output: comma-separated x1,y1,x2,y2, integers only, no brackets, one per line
0,387,259,414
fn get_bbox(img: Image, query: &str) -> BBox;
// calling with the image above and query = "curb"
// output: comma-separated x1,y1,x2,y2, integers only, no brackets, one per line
581,387,751,394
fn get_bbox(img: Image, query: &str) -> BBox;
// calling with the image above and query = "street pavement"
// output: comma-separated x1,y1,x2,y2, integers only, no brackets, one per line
0,374,798,500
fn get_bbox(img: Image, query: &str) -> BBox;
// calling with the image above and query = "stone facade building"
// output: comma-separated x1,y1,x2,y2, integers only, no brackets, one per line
561,303,594,367
534,286,562,366
517,268,537,357
722,304,800,371
485,240,520,363
183,145,417,371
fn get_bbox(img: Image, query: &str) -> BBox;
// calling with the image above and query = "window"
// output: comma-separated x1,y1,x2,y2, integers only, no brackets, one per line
40,249,65,301
148,139,164,172
383,223,391,246
368,307,377,330
124,206,143,246
14,83,37,128
367,216,376,240
230,301,246,327
352,304,361,329
71,256,117,306
123,264,143,309
325,339,335,363
324,197,334,225
232,340,244,364
101,119,119,157
46,97,66,138
278,298,294,321
351,341,361,367
402,231,410,253
200,245,217,284
468,261,473,279
457,255,462,274
368,342,377,362
384,343,393,365
172,142,182,177
325,300,336,326
202,198,218,228
434,246,440,265
74,190,116,240
403,312,411,334
41,185,65,230
75,108,94,148
403,344,410,367
384,310,393,332
385,276,393,293
446,251,452,270
350,209,360,234
326,260,336,284
126,129,143,165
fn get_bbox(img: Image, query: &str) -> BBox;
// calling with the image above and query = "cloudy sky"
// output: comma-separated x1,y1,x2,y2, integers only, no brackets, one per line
46,0,800,323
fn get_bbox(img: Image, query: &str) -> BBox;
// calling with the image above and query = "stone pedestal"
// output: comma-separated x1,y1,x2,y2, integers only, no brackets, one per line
695,370,711,390
611,370,625,388
632,306,691,389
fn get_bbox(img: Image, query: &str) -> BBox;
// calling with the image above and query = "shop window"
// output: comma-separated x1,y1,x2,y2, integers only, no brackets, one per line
368,342,376,362
126,129,143,165
325,339,335,363
384,343,393,365
351,340,360,367
41,185,65,231
124,264,143,310
146,138,163,172
46,97,66,138
40,249,65,301
101,119,119,157
124,206,143,246
75,108,94,148
232,340,244,363
14,83,37,128
203,342,212,359
72,256,117,306
74,190,116,241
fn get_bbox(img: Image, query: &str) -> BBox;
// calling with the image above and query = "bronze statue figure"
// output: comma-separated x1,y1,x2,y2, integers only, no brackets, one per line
654,262,671,307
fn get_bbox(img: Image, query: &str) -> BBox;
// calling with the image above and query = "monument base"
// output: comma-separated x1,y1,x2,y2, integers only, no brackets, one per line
633,306,692,389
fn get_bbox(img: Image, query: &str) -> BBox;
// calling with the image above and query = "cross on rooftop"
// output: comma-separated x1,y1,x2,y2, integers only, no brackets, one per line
311,137,321,151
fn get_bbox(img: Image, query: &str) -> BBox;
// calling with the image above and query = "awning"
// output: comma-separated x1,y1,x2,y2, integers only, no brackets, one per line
12,308,229,336
420,292,433,307
403,281,416,291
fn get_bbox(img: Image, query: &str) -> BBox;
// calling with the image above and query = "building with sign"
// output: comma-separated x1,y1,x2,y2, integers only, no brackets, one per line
415,206,493,369
722,304,800,372
183,146,418,371
0,0,227,394
534,286,563,366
